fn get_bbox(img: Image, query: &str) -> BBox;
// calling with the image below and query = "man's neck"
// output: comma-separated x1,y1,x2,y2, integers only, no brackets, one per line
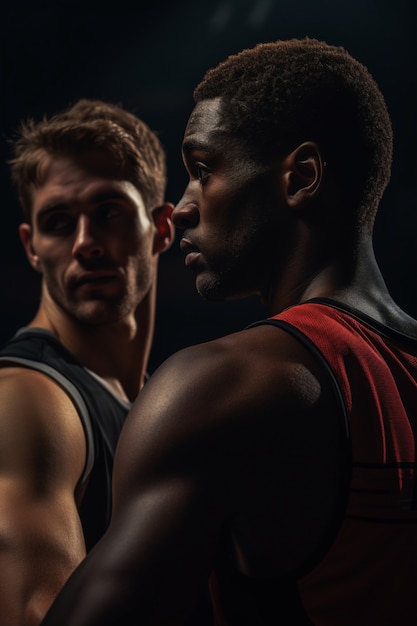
27,290,155,403
267,234,417,336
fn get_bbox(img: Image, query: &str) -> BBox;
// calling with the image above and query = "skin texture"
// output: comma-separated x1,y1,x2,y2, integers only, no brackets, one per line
24,156,156,326
0,152,174,625
41,98,417,625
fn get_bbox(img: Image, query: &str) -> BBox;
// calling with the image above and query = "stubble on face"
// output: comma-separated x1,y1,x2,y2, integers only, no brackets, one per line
194,191,277,303
41,252,154,327
30,156,157,328
180,98,285,304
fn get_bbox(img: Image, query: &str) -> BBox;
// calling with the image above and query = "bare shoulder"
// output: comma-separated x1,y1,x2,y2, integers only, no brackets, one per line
143,323,327,411
119,322,335,469
0,369,87,623
0,365,86,486
114,323,346,578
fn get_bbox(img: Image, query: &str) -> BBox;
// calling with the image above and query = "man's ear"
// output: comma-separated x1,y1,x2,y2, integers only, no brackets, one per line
281,141,326,210
18,223,43,273
152,202,175,254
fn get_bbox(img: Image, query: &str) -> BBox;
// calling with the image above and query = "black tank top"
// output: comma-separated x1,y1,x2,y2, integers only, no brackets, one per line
0,328,130,550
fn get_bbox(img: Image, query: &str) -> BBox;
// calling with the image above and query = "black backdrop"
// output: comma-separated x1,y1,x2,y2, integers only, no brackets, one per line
2,0,416,373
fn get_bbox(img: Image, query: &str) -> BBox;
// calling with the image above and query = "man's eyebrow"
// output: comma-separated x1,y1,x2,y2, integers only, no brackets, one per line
182,139,210,155
87,190,132,204
37,190,131,218
36,201,69,218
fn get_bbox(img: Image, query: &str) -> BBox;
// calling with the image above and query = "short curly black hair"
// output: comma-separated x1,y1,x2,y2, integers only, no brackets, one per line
194,38,393,230
9,99,167,221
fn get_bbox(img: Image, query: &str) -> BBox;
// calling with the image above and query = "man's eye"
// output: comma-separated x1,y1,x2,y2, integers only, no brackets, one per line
43,214,73,234
196,163,211,186
99,204,123,220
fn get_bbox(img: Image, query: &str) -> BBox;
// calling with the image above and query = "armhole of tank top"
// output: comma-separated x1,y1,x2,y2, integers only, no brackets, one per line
250,319,351,441
0,356,94,485
250,319,353,575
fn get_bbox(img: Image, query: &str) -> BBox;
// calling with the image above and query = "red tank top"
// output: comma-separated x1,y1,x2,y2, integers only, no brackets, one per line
271,300,417,625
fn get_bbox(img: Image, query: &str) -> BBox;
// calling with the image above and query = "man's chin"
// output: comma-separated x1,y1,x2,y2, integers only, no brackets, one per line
196,272,253,303
70,301,127,326
196,275,227,302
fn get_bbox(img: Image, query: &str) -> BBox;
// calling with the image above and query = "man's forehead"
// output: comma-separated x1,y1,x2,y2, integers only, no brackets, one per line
184,98,230,146
37,149,122,181
30,153,146,215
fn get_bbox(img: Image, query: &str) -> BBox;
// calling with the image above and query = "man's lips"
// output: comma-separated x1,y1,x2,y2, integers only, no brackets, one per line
71,270,119,288
179,238,201,268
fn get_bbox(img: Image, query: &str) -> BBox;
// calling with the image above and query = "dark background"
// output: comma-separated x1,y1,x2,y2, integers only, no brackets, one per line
1,0,416,373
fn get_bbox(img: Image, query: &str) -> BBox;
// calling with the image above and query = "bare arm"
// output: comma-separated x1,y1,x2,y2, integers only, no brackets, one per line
0,367,87,626
41,326,344,626
42,343,238,625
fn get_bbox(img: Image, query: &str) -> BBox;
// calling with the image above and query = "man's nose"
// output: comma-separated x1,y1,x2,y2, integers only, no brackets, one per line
72,215,104,258
172,192,200,230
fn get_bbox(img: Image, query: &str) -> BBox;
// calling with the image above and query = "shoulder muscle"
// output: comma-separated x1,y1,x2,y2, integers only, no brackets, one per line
0,366,86,489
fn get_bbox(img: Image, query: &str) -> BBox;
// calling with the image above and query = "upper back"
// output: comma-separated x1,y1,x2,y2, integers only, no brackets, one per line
228,299,417,625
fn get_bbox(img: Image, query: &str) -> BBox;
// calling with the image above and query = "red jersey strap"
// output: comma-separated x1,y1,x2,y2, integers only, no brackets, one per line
259,299,417,467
